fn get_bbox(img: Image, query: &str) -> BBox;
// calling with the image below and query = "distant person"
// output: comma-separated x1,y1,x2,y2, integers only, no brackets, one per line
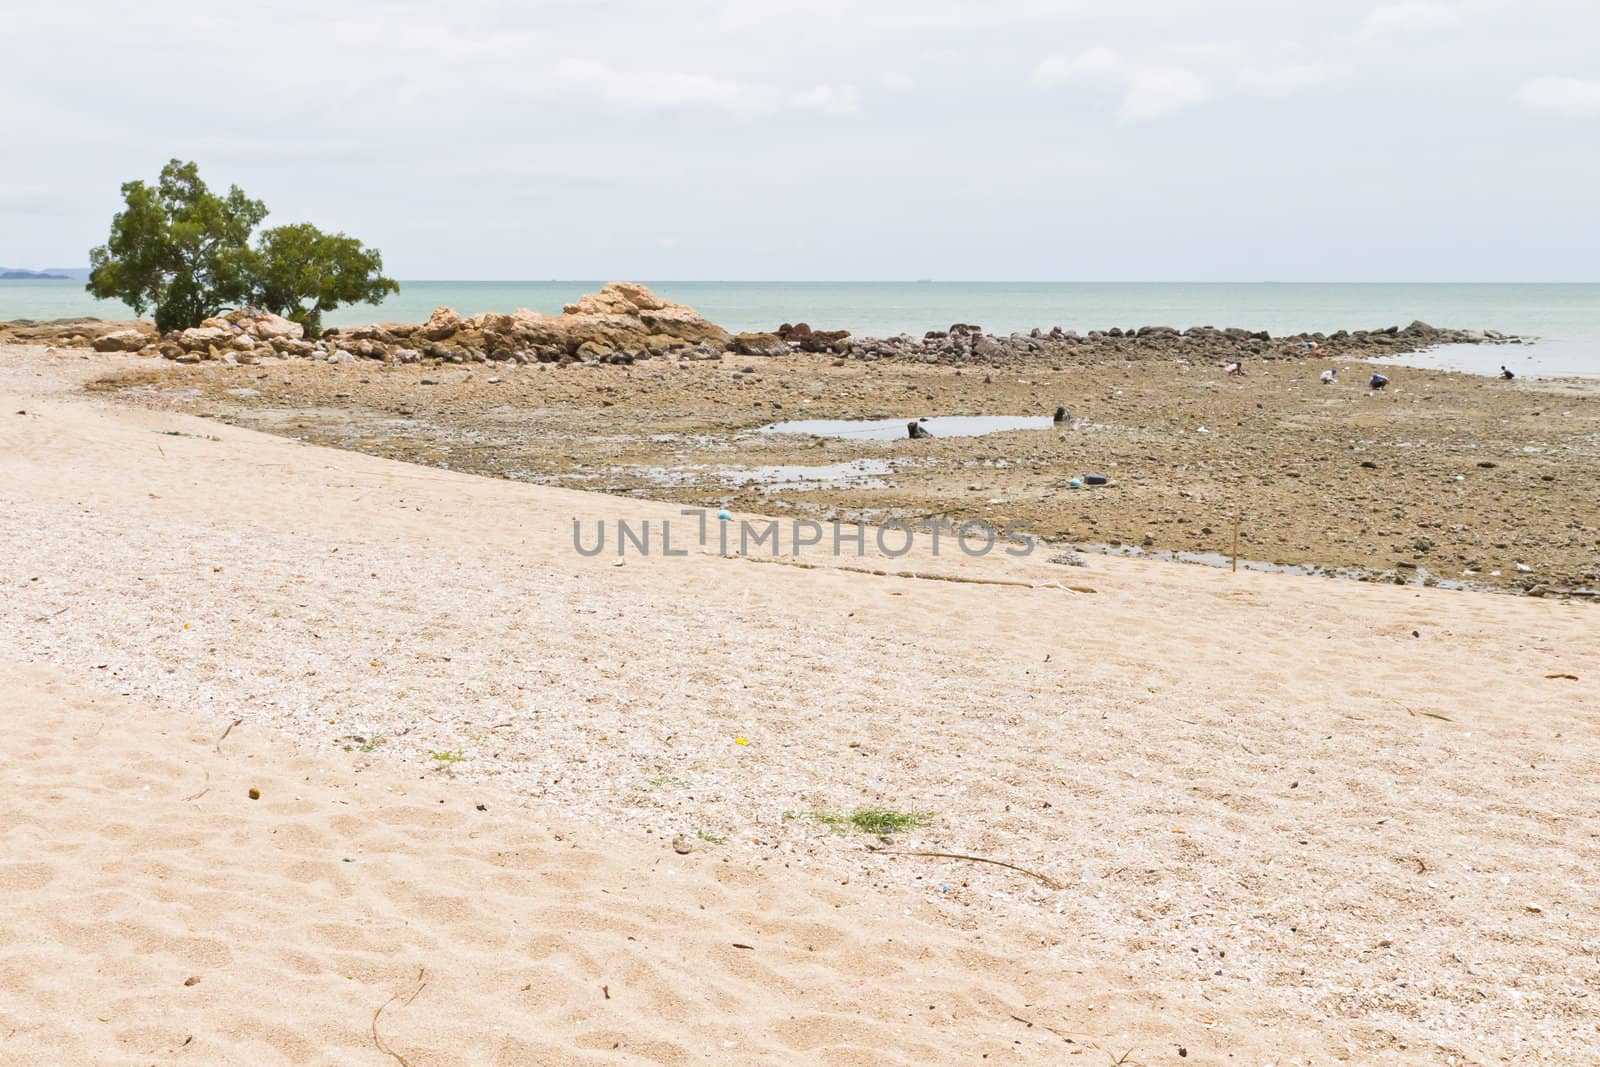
1224,361,1246,377
1320,367,1338,385
1500,365,1516,380
1369,372,1390,391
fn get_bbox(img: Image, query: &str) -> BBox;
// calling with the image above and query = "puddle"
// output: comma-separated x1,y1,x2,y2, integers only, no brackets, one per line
755,415,1056,440
626,459,894,492
718,459,893,491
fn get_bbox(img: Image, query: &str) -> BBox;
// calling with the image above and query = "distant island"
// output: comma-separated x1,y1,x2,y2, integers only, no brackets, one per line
0,268,76,280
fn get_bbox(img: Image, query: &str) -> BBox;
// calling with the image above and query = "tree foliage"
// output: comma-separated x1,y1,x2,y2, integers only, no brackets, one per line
87,160,265,333
86,160,397,335
248,223,399,336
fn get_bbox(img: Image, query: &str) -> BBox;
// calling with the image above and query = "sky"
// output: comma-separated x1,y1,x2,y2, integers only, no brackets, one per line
5,0,1599,281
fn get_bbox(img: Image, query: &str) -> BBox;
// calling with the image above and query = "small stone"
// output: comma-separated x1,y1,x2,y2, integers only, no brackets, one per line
248,787,261,800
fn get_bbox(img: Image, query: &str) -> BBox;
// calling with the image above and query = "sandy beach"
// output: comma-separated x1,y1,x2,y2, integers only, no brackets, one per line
3,342,1598,1064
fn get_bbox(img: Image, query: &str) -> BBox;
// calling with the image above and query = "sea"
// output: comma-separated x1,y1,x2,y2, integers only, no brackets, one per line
3,279,1598,377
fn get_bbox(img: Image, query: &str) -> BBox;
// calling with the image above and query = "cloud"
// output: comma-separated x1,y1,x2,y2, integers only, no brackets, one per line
1360,2,1460,39
790,82,862,115
879,71,915,92
1233,63,1350,98
1031,46,1123,88
1119,66,1211,120
1514,76,1600,117
1032,47,1208,121
547,59,777,116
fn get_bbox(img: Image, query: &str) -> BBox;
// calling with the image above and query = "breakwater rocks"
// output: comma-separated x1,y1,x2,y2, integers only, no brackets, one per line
1,282,1518,368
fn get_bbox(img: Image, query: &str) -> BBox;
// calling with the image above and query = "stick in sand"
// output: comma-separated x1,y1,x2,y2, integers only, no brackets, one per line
883,850,1063,890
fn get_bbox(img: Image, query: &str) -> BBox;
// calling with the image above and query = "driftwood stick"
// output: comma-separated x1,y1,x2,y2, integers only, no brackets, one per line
882,850,1063,890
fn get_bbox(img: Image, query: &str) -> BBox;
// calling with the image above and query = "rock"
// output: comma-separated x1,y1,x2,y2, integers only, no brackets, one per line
556,283,730,353
420,306,463,341
730,332,788,357
393,347,421,364
178,326,232,348
907,420,933,439
92,328,150,352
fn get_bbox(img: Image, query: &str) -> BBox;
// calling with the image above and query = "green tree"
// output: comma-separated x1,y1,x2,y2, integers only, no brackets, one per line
87,160,399,336
86,159,266,333
248,223,399,336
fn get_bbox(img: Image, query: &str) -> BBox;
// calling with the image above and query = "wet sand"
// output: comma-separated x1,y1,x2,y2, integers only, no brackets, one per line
90,348,1600,595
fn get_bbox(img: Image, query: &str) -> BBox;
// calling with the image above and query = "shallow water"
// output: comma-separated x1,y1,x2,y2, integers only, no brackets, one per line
717,460,893,491
8,277,1598,376
1372,339,1598,379
756,415,1055,440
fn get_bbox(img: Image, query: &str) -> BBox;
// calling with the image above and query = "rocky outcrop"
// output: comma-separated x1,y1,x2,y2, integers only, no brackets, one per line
831,320,1519,368
776,322,851,353
0,284,1523,373
316,283,735,366
0,318,155,349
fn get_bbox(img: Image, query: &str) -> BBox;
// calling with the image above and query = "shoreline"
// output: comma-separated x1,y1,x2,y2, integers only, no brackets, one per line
3,340,1597,1061
69,321,1600,598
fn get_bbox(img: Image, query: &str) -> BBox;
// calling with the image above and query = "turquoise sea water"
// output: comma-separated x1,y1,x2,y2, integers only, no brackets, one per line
4,279,1598,376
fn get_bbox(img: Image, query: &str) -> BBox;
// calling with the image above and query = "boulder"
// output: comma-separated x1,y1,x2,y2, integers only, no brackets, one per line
562,283,729,351
92,328,151,353
420,306,463,341
729,332,789,357
178,326,233,348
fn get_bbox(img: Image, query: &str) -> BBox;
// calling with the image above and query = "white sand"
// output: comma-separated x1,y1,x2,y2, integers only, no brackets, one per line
1,345,1597,1064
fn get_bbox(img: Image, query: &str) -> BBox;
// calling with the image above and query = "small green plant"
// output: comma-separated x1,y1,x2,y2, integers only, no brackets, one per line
359,734,387,754
695,829,727,845
429,749,465,764
811,808,929,835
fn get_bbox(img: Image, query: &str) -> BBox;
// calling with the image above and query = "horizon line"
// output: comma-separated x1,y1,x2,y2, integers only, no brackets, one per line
7,274,1600,286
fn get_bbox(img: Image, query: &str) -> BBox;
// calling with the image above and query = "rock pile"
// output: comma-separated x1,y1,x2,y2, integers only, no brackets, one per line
318,282,732,366
840,320,1516,367
0,284,1519,370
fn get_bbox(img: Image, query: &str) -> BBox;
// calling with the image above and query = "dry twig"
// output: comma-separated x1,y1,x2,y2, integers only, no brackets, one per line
214,718,244,753
883,850,1063,889
372,968,429,1067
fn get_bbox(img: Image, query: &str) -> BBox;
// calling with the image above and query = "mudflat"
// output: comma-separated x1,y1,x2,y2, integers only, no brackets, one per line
92,346,1600,594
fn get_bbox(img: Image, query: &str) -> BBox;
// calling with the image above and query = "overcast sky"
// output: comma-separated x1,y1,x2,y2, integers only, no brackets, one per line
6,0,1598,280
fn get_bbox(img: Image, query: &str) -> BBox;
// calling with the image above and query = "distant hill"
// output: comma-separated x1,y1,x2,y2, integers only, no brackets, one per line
0,268,74,280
